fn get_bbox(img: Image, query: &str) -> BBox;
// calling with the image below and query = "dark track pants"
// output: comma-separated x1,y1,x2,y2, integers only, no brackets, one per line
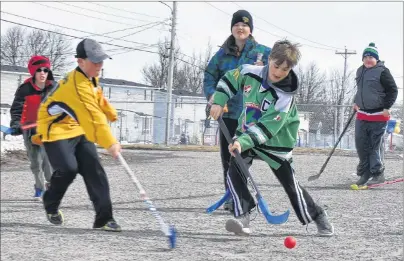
43,135,114,227
226,150,320,225
219,118,239,191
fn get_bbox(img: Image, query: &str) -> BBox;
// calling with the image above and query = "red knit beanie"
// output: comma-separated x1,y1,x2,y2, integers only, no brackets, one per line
27,56,53,80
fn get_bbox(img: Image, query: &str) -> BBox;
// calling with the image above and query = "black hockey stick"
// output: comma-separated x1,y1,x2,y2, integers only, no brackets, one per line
216,116,290,224
308,109,356,181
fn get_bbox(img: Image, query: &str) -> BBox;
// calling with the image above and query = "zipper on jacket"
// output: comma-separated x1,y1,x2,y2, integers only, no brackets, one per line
360,68,366,110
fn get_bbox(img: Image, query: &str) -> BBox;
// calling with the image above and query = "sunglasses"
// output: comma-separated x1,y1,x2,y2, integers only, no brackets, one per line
36,68,49,73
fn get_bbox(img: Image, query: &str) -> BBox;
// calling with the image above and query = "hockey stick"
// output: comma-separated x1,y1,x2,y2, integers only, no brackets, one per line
117,153,177,249
308,110,356,181
206,189,231,214
0,123,37,135
351,178,404,190
213,117,290,225
0,125,12,135
21,123,37,130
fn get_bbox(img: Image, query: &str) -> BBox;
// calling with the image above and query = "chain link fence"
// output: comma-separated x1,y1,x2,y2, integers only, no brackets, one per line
106,88,403,154
1,71,402,154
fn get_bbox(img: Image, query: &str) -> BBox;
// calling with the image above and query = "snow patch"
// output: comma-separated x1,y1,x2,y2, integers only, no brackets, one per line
1,135,25,154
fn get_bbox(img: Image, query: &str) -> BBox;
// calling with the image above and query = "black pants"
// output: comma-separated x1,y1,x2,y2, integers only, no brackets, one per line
219,118,239,191
43,135,114,228
355,119,386,177
226,150,320,225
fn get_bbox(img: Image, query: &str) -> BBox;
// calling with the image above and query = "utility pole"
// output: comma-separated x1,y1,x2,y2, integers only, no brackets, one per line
165,1,177,145
335,47,356,147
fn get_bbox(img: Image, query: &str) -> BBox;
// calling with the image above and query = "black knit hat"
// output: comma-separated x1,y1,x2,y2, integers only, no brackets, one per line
231,10,253,33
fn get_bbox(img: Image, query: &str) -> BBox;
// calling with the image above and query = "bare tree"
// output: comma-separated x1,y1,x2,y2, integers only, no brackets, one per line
295,62,326,104
142,37,182,89
1,26,74,72
24,29,49,56
142,39,212,94
42,29,74,72
185,41,212,94
1,26,26,66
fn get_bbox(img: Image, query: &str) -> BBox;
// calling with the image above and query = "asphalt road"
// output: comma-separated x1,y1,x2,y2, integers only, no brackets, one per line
1,149,403,261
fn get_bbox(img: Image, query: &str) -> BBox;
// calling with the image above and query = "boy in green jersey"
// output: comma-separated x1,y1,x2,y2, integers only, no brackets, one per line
209,40,334,237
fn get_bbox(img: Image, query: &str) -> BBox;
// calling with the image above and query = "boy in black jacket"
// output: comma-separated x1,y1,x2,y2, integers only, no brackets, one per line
353,42,398,186
10,55,55,199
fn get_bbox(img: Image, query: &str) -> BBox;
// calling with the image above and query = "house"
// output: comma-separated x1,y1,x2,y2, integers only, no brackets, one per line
1,64,312,146
0,65,208,145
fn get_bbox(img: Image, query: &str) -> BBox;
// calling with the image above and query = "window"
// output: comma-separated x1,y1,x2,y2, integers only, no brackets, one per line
142,117,151,135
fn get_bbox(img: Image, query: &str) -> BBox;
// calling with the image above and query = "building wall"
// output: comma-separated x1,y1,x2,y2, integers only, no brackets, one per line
0,70,315,146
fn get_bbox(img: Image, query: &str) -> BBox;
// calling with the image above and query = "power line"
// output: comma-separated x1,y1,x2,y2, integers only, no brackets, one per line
2,47,133,59
1,11,161,48
57,2,162,24
232,2,343,50
32,2,161,28
1,17,208,72
86,2,163,19
1,19,161,55
204,2,336,51
107,22,166,43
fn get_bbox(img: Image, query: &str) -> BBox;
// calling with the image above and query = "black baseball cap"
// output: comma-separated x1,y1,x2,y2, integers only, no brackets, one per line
75,38,111,63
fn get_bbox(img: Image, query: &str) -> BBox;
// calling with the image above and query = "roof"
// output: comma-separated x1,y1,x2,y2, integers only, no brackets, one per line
0,103,11,108
1,65,30,74
161,89,204,97
1,64,204,97
99,78,152,88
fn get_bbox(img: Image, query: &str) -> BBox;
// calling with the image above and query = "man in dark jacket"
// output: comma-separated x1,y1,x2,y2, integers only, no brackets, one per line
10,55,55,199
353,43,398,186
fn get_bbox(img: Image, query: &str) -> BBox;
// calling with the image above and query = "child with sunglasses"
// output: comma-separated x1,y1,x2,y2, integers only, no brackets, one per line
9,55,55,200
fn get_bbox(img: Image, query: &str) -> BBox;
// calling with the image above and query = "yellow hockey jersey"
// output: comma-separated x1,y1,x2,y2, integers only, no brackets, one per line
36,67,118,149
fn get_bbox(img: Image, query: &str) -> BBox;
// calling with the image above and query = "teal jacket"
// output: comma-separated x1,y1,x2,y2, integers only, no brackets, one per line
203,35,271,120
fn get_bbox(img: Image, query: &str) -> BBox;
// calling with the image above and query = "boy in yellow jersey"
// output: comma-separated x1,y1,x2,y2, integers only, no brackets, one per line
34,38,121,231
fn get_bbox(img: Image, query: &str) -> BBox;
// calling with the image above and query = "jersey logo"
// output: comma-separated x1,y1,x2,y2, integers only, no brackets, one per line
244,85,252,96
242,104,261,131
261,98,272,112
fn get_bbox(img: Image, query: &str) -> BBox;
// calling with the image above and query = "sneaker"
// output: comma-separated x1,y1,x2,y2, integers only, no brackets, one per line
355,172,371,186
225,212,250,236
34,187,43,201
223,198,234,213
367,173,386,186
313,208,334,237
46,210,64,225
94,220,122,232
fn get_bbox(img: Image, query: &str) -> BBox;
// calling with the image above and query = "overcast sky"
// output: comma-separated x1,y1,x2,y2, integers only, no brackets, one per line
1,1,403,102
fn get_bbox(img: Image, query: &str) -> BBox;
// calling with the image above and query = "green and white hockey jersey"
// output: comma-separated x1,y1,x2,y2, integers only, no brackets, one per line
212,64,300,169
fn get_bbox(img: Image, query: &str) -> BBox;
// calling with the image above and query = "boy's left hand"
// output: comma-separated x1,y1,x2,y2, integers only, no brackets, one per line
228,141,241,157
382,109,390,117
209,104,224,120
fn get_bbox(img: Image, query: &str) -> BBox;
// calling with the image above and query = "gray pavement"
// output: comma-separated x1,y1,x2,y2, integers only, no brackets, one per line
1,150,403,261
